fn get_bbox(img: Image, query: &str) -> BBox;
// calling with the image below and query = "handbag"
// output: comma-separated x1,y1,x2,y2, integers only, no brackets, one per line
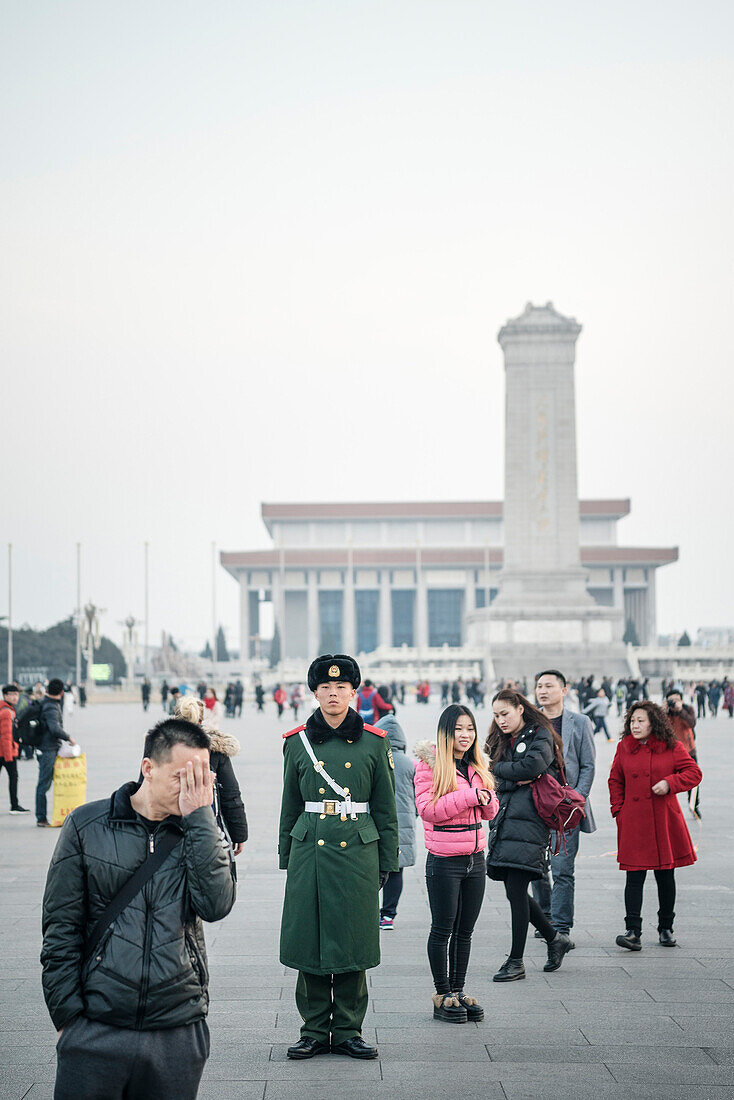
532,762,586,854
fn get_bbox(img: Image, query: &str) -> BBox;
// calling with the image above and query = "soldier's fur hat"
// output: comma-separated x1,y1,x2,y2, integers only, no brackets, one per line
307,653,361,692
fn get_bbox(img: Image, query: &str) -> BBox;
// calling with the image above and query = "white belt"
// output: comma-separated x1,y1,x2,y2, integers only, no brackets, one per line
304,800,370,817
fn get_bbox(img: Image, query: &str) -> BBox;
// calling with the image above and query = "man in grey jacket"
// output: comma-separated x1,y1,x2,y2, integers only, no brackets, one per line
532,669,596,945
375,713,416,928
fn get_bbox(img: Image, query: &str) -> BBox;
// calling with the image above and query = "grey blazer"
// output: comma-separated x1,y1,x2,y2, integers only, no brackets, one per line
560,707,597,833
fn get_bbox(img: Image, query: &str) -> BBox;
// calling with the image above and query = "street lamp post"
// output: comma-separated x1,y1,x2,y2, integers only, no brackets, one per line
144,542,149,678
7,543,12,683
76,543,82,688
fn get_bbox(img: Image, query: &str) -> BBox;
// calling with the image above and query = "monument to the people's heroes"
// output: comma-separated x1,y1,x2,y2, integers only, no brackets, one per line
467,301,628,677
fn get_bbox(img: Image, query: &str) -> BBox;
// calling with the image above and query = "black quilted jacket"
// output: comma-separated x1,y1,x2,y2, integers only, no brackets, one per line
41,782,236,1030
486,723,556,881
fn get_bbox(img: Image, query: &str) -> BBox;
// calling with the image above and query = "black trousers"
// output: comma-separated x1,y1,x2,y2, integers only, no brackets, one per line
54,1015,209,1100
0,758,19,808
380,869,404,918
504,868,557,959
624,869,676,933
426,852,485,995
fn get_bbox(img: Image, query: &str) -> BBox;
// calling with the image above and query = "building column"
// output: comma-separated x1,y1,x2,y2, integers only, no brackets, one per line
464,570,476,644
646,570,657,646
416,564,428,650
307,569,320,656
239,573,250,669
379,570,392,649
271,570,285,659
343,556,355,654
613,567,624,612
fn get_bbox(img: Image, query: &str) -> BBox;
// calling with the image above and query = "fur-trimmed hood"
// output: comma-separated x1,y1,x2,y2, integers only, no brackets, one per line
414,740,436,769
205,729,241,757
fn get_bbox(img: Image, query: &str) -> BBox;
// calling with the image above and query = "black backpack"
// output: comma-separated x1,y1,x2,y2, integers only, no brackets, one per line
15,701,46,748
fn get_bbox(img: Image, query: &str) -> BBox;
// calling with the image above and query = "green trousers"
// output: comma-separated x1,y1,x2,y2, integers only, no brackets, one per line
295,970,369,1045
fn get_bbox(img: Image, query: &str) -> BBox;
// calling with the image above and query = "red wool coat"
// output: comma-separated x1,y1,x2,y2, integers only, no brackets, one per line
608,736,702,871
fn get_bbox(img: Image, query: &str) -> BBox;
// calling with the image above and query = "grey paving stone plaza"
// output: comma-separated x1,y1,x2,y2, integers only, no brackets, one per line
1,701,733,1100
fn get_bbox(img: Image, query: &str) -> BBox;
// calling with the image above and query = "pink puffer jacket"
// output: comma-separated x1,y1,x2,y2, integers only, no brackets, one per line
414,741,499,857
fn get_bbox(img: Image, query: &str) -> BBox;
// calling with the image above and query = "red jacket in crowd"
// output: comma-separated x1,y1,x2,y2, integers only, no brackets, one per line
608,735,702,872
668,705,696,755
0,700,18,762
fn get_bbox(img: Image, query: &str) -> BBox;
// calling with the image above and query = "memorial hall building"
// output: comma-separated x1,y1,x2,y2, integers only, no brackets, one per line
221,499,677,664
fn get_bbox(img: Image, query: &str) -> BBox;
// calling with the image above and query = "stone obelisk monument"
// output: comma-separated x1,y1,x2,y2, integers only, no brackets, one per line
468,302,625,677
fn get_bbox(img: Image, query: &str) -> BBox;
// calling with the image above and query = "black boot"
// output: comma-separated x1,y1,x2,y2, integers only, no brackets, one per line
432,993,468,1022
452,991,484,1021
331,1036,379,1059
493,957,525,982
544,932,572,972
659,929,677,946
615,929,642,951
286,1037,330,1059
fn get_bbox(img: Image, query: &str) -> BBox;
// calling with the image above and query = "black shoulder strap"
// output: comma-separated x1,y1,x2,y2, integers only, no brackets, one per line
84,830,181,967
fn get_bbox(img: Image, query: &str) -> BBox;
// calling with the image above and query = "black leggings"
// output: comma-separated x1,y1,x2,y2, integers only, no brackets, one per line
504,869,557,959
426,852,486,995
624,869,676,934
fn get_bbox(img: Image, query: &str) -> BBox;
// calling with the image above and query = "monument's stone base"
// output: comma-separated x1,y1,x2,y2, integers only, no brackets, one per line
467,604,629,679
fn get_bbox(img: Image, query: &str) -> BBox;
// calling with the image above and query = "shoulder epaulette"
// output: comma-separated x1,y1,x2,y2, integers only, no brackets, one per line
364,723,387,738
283,724,306,739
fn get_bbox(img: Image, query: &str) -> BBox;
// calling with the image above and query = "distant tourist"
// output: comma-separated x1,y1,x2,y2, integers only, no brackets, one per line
160,679,169,711
665,689,701,819
724,682,734,719
583,688,612,740
36,679,76,828
41,718,236,1099
141,678,151,712
254,682,265,712
204,687,223,726
609,701,701,950
0,684,29,814
375,712,416,930
532,670,596,946
289,683,305,721
355,680,391,724
708,680,722,717
273,684,286,718
485,690,572,981
167,686,181,715
414,706,497,1021
234,679,244,717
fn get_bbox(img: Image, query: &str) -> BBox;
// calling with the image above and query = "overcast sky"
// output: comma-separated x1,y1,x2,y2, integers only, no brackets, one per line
2,0,732,654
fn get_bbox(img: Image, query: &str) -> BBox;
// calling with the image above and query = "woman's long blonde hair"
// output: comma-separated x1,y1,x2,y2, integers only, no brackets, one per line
432,704,494,801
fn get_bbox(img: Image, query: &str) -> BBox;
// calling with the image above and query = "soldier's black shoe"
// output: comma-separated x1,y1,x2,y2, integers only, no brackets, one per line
544,932,572,972
615,930,642,951
432,993,468,1022
286,1037,330,1059
493,957,526,982
331,1036,379,1059
659,929,677,946
452,991,484,1021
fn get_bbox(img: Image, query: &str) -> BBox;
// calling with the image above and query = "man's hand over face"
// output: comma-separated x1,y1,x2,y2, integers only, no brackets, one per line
178,758,215,817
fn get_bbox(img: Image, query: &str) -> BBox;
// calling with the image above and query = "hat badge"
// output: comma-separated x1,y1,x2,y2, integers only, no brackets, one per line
328,665,341,678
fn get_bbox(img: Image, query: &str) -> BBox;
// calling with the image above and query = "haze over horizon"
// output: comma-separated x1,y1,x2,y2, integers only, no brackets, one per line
2,1,732,653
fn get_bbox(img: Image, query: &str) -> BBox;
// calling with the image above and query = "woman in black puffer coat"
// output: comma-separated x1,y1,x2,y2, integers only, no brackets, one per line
176,697,248,852
485,689,571,983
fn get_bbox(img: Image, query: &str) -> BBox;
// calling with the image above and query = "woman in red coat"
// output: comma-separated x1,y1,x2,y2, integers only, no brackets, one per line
608,701,701,951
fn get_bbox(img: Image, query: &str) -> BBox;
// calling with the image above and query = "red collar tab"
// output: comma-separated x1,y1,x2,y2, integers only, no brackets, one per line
283,724,306,739
364,723,387,738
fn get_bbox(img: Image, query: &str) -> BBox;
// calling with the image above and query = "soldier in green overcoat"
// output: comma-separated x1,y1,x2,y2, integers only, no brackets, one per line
279,653,399,1060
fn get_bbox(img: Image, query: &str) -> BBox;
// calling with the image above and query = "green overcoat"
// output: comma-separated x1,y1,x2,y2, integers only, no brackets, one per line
278,713,399,975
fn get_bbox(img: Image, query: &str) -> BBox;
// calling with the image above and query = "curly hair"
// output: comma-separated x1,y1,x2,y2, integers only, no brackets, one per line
621,700,676,747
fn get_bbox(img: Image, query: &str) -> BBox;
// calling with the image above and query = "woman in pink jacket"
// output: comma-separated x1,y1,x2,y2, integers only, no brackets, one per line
414,705,498,1023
